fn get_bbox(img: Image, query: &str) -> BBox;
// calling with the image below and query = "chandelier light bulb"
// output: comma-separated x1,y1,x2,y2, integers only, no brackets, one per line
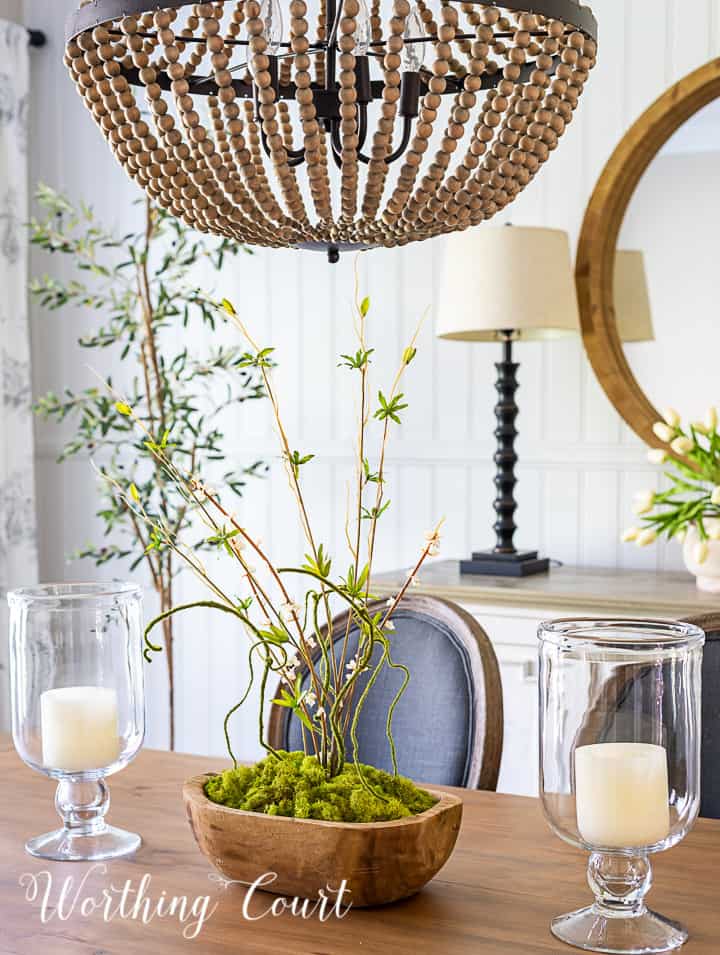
353,0,372,56
259,0,284,55
401,6,425,72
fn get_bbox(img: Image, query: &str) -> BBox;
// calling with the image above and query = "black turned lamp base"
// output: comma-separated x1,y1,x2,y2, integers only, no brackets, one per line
461,550,550,577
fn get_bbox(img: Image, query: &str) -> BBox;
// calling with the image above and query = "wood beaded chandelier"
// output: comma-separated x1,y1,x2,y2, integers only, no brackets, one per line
65,1,597,260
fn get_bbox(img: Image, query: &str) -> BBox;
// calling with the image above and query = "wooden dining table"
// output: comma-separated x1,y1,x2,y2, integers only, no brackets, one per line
1,740,718,954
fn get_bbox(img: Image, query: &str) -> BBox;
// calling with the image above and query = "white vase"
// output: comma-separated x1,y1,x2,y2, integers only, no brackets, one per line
683,520,720,592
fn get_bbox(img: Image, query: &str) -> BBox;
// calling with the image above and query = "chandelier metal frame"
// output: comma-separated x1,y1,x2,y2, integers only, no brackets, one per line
66,1,598,259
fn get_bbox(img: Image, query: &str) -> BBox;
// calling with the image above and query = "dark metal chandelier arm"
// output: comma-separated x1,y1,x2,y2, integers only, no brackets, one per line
105,26,582,50
329,117,343,168
107,54,560,101
356,103,369,154
384,116,414,164
259,119,307,166
356,115,413,166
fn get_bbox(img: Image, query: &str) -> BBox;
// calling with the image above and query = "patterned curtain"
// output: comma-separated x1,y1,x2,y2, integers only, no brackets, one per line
0,21,36,729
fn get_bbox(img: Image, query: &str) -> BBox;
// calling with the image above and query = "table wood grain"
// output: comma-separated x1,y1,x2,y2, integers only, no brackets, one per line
1,745,719,954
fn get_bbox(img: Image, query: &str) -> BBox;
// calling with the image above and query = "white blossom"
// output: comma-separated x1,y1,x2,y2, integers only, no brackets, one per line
385,620,396,632
706,406,718,433
711,487,720,507
633,490,655,516
652,422,675,444
694,541,709,565
315,706,325,718
708,524,720,541
304,690,317,708
280,601,301,621
282,667,297,686
647,449,668,465
661,407,680,429
670,436,693,456
622,527,640,543
636,528,657,547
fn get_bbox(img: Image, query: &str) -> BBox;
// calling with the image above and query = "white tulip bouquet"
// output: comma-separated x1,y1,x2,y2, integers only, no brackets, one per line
623,406,720,565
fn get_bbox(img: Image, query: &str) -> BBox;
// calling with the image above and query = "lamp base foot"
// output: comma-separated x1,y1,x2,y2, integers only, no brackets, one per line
460,550,550,577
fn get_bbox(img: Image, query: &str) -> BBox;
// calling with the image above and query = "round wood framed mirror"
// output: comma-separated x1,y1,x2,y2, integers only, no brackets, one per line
576,58,720,447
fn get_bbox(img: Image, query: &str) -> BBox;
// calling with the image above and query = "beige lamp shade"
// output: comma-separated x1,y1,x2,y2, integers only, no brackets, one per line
614,250,655,344
436,226,580,342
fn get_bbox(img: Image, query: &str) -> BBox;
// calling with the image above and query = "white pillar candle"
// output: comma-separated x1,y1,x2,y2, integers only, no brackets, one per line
575,743,670,848
41,686,120,772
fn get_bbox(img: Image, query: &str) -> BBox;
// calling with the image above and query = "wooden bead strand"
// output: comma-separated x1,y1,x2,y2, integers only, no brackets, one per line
360,0,407,222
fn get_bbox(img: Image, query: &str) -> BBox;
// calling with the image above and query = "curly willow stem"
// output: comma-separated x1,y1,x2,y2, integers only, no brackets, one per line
143,599,256,662
224,640,265,769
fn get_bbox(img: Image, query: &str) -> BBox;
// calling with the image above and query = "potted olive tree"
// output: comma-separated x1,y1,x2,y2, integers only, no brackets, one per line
112,287,462,907
30,187,266,748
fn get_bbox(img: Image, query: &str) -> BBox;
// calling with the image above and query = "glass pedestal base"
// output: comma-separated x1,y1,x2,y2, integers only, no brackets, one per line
551,905,688,954
551,853,687,954
25,777,141,861
26,825,141,862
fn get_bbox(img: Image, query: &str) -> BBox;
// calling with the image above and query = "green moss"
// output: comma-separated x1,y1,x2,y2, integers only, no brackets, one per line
204,751,437,823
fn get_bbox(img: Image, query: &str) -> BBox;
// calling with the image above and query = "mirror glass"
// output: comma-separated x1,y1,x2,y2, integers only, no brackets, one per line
617,99,720,424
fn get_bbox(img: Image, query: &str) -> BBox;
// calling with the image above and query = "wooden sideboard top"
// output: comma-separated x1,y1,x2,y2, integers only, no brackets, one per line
372,560,720,618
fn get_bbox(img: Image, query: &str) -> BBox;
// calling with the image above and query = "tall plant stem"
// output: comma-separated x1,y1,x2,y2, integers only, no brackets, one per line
135,197,175,748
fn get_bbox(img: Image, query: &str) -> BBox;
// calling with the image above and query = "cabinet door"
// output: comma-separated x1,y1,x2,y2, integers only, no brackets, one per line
494,643,540,797
465,607,542,798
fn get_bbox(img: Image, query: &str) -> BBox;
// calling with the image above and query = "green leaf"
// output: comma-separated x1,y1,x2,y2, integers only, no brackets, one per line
258,625,291,645
339,348,374,370
221,298,236,316
360,296,370,317
115,402,132,416
301,543,332,578
289,450,315,478
402,346,417,366
374,391,408,425
295,707,313,732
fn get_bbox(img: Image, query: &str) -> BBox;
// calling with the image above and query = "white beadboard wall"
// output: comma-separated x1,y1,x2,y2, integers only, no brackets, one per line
20,0,720,755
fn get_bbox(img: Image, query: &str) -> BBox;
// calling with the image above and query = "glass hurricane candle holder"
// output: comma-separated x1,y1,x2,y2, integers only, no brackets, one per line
539,619,704,955
8,583,145,861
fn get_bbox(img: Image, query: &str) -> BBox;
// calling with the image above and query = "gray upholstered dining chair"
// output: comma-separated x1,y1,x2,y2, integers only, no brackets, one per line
683,613,720,820
267,594,504,790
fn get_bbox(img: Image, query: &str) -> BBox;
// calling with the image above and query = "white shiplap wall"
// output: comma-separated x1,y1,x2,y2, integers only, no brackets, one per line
21,0,720,755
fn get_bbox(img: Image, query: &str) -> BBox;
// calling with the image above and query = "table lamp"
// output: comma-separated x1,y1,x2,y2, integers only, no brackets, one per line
613,249,655,343
437,225,579,577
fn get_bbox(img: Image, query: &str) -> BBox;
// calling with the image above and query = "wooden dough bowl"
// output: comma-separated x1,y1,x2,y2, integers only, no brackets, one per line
183,773,463,908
